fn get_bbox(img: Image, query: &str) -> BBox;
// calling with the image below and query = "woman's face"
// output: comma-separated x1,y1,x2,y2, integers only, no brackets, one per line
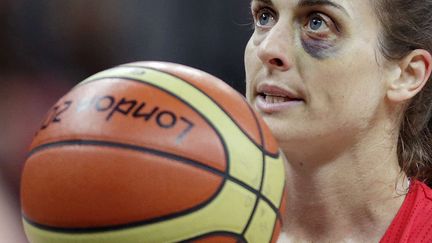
245,0,394,155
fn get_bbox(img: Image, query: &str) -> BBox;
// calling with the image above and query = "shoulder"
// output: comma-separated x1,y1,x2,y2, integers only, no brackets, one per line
380,180,432,243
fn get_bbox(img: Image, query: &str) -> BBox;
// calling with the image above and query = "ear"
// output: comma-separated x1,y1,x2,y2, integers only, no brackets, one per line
387,49,432,103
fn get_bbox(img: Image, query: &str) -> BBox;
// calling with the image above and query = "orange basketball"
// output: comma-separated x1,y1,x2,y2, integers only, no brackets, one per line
21,62,286,243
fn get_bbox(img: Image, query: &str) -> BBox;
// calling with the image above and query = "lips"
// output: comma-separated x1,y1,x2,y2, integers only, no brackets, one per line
255,84,304,113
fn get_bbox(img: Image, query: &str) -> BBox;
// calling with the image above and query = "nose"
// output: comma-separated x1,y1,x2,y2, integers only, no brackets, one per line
257,27,293,71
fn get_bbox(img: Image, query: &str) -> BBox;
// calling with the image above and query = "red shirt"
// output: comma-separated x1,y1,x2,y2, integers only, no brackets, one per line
380,180,432,243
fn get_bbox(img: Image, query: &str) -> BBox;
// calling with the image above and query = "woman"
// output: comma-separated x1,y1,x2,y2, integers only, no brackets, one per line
244,0,432,242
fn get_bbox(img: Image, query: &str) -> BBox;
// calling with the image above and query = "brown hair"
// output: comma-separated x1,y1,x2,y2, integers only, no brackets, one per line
374,0,432,187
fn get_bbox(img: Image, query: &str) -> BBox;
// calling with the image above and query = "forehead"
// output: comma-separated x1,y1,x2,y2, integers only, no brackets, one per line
251,0,374,18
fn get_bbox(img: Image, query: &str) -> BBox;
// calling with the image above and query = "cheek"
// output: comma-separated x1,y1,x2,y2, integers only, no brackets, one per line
304,57,385,117
244,38,257,100
244,38,258,72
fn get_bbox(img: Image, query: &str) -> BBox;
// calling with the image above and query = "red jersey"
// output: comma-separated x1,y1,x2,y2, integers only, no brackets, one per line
380,180,432,243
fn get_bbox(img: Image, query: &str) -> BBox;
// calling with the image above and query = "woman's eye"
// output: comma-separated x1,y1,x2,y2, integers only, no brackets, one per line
254,8,276,28
259,12,271,25
306,14,329,32
309,16,324,30
301,12,340,58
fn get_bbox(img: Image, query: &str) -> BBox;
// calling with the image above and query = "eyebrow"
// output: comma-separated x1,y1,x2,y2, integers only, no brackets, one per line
298,0,350,16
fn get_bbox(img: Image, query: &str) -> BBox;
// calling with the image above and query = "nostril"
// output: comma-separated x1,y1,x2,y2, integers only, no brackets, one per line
269,58,284,67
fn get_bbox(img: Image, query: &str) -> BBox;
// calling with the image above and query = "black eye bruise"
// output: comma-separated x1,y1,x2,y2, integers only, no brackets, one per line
299,11,341,59
301,37,334,59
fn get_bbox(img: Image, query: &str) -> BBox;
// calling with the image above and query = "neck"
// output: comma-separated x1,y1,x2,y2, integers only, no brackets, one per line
279,126,408,242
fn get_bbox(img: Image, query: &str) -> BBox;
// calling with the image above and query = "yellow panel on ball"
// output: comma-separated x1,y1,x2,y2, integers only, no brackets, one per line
244,200,278,243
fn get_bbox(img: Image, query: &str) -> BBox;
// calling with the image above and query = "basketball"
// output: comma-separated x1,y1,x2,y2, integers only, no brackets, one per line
21,62,286,243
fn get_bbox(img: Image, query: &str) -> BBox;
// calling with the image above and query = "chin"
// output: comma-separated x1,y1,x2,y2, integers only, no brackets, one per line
262,117,300,143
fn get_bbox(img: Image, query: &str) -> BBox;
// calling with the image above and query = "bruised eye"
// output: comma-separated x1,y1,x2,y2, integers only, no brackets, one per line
301,12,340,58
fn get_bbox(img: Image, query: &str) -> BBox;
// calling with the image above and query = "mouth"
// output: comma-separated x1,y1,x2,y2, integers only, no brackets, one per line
257,93,303,103
255,84,304,113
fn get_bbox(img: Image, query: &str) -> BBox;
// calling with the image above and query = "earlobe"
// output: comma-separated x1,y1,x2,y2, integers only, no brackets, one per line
387,49,432,103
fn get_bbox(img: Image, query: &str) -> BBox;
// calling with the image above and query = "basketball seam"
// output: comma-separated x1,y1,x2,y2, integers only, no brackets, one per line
250,103,286,242
240,106,266,237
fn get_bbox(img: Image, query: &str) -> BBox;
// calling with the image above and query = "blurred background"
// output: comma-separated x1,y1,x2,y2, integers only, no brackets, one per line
0,1,252,241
